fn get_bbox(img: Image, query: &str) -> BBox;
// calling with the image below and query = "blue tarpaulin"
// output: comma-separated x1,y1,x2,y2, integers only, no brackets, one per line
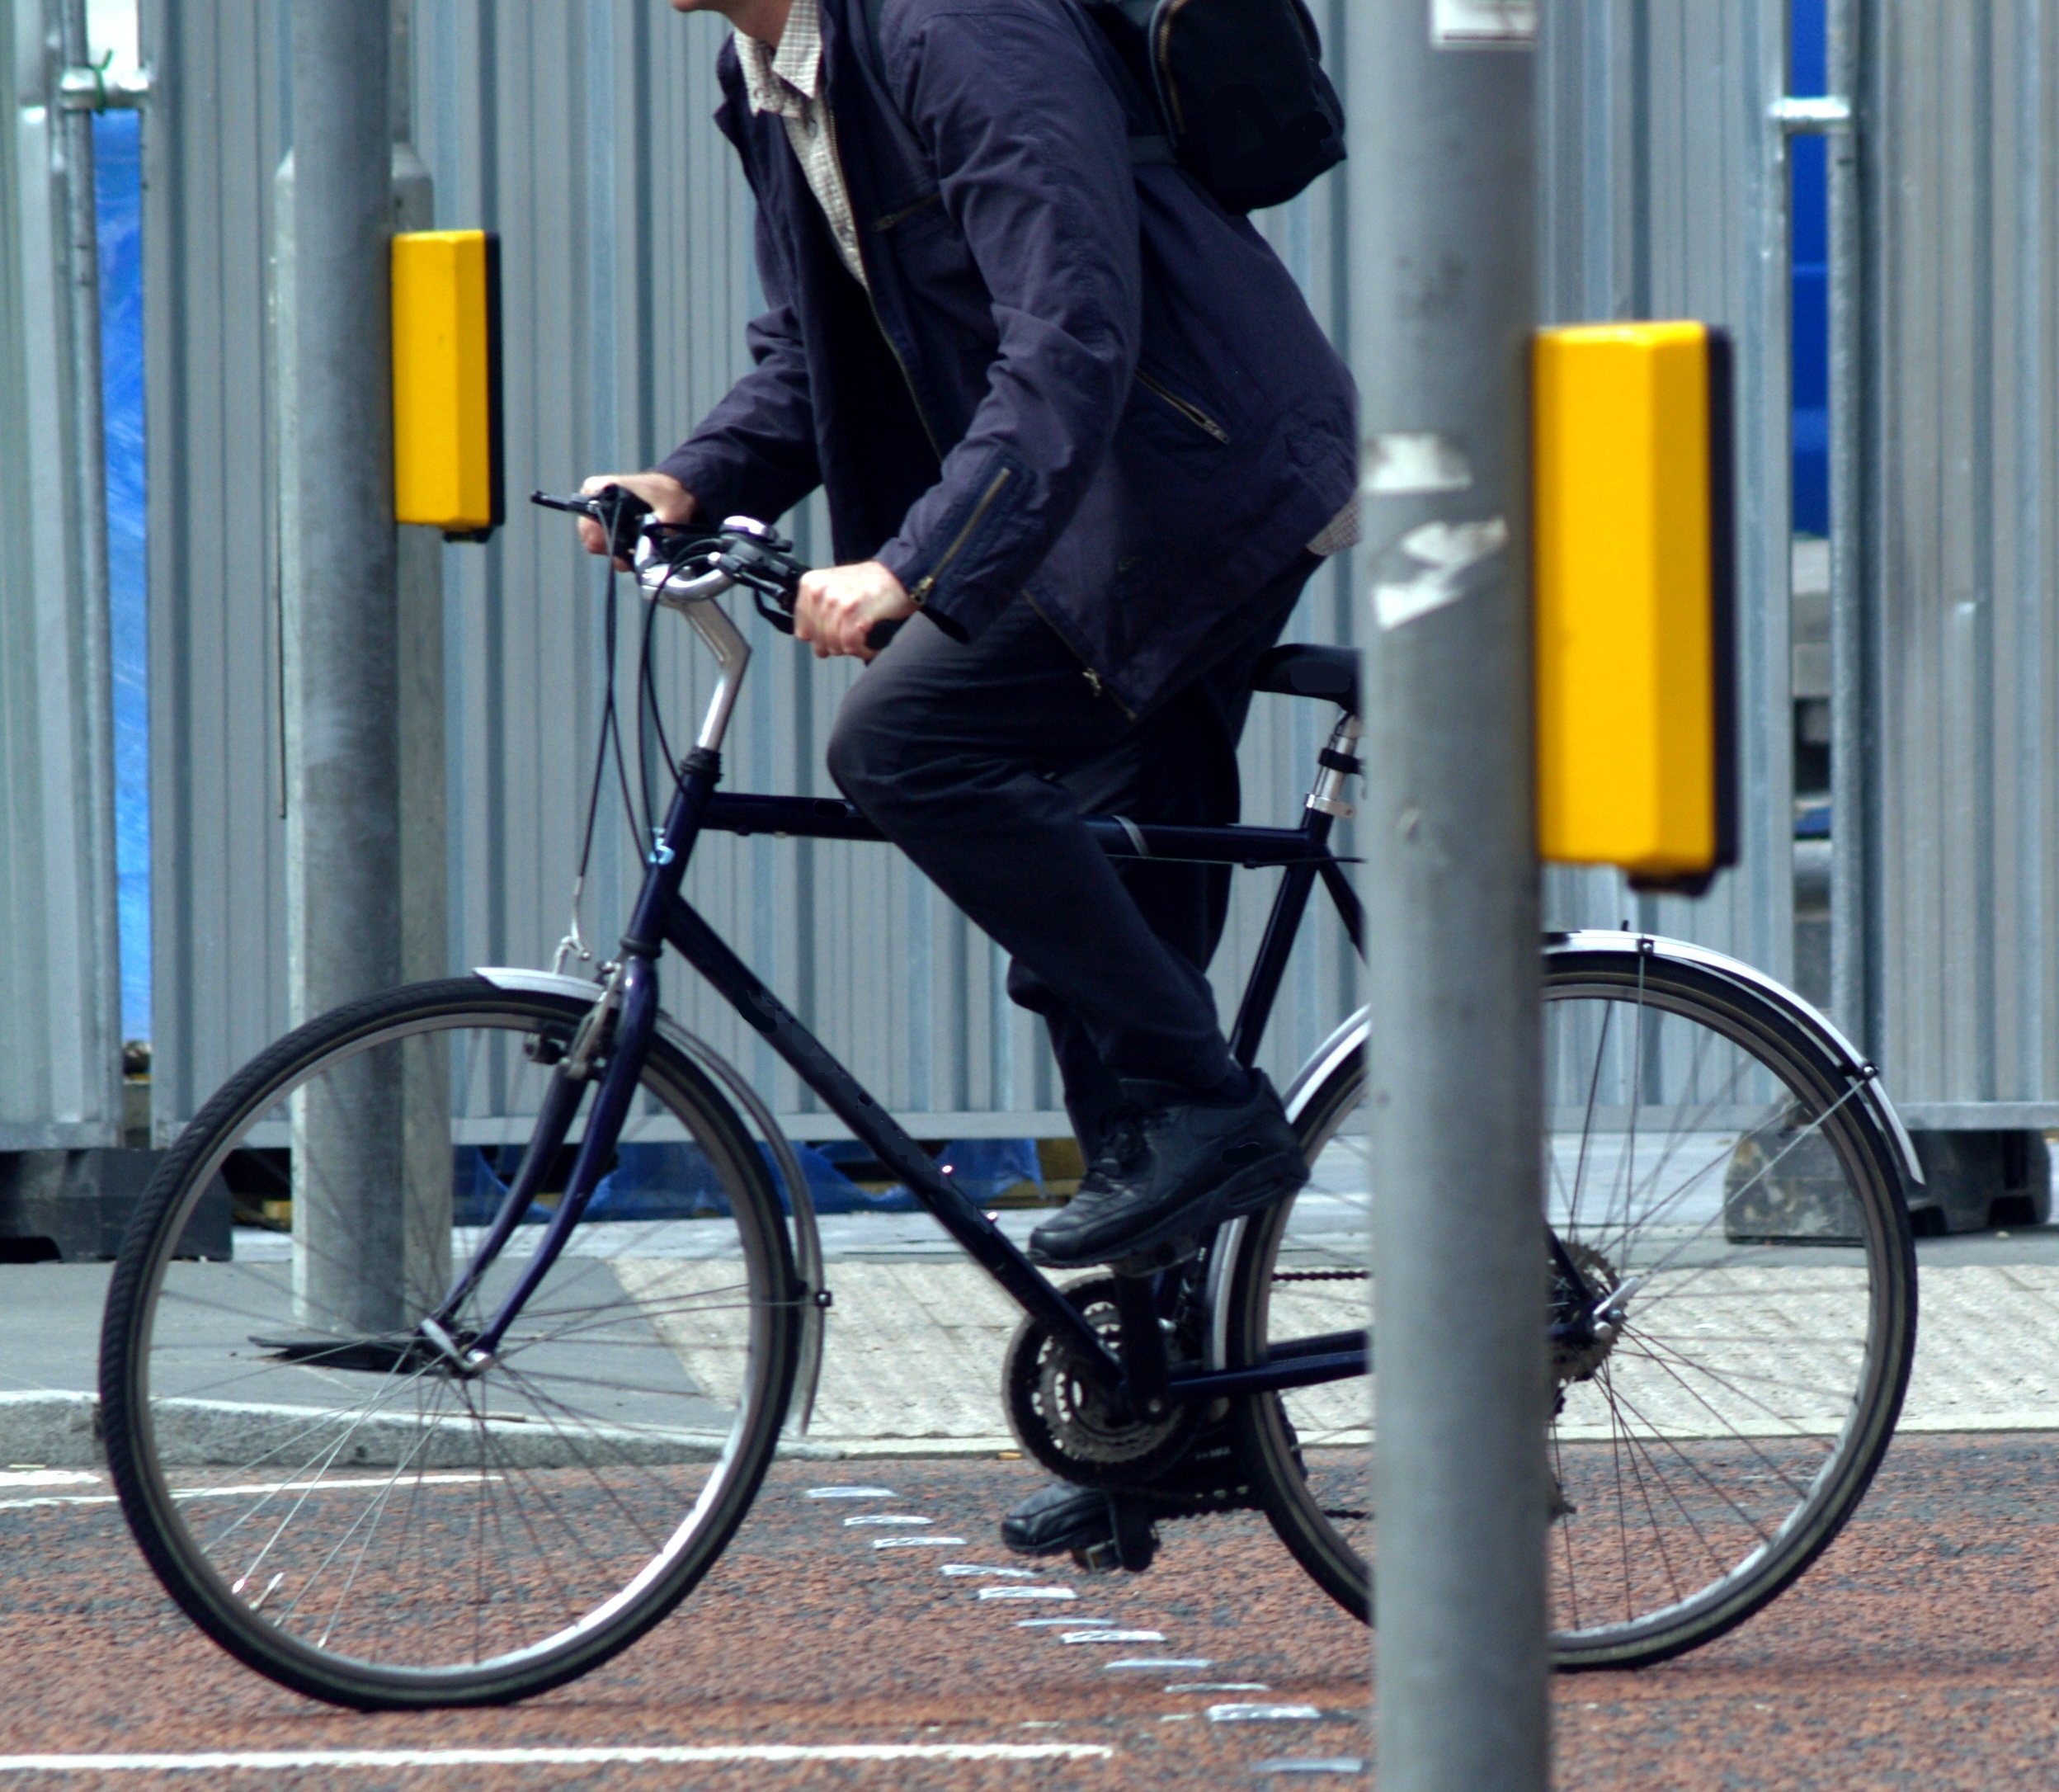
98,112,148,1043
450,1135,1046,1224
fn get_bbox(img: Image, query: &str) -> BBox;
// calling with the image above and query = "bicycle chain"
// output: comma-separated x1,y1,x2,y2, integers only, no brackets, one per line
1273,1268,1367,1282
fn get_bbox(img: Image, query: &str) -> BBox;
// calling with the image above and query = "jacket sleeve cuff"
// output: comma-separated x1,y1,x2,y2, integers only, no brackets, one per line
876,539,969,641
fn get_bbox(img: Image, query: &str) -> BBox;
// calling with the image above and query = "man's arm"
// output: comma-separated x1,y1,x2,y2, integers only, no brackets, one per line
867,0,1142,642
656,288,822,524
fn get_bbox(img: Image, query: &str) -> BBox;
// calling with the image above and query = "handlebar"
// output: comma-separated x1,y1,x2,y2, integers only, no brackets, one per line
530,488,903,653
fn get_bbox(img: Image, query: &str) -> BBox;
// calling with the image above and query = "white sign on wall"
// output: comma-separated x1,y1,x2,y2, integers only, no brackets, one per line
1431,0,1538,48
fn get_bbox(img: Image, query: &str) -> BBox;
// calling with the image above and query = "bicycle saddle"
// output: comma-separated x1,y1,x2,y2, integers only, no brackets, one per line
1250,643,1359,713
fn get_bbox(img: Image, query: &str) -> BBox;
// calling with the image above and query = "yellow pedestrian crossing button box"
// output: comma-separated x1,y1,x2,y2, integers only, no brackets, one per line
1534,320,1736,895
391,229,502,540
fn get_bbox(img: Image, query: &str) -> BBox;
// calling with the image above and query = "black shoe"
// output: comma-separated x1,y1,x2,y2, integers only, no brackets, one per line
1027,1073,1306,1268
1001,1485,1161,1573
1001,1482,1119,1557
1001,1419,1267,1569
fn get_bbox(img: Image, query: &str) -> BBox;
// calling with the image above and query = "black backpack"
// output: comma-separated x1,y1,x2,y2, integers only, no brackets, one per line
857,0,1345,217
1092,0,1346,214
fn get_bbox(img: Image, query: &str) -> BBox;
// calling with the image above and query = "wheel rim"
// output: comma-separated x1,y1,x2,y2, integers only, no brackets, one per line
1240,961,1911,1662
109,998,792,1692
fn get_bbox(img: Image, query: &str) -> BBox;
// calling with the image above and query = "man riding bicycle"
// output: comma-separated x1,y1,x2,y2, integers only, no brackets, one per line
581,0,1356,1559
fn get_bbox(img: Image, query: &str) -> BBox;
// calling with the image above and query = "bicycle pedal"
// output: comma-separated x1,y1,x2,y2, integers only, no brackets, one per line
1110,1234,1199,1278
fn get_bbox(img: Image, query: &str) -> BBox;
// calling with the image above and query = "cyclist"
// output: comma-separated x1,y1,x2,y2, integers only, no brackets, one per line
580,0,1356,1560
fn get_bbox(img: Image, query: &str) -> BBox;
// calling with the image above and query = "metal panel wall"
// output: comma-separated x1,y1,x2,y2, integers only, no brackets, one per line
1861,1,2059,1125
139,0,288,1139
146,0,1359,1138
145,0,1793,1138
1535,0,1796,985
1,0,123,1149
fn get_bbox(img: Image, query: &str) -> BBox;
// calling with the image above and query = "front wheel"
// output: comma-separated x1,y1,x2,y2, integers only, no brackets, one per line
1220,944,1918,1670
99,978,803,1709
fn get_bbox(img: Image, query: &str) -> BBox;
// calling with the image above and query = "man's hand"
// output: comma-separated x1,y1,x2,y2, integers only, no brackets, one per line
794,561,916,661
577,472,697,566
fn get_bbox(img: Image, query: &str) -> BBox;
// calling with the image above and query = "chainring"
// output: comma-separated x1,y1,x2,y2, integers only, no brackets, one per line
1001,1276,1203,1491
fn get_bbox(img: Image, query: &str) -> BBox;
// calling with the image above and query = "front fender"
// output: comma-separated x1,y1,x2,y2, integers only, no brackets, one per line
472,967,829,1432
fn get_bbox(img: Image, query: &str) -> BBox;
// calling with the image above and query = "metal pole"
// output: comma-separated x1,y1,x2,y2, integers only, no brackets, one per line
55,0,125,1142
389,0,454,1315
1350,5,1550,1789
280,0,403,1333
1824,0,1868,1052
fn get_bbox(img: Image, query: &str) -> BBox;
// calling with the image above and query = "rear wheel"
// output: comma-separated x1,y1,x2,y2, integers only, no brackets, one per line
1222,945,1917,1669
100,978,802,1709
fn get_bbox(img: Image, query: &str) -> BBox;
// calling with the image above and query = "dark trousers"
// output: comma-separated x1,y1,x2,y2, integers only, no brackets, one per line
826,552,1318,1151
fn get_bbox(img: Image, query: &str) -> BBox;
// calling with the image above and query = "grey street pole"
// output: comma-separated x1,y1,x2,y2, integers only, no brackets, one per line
389,1,455,1315
1350,7,1550,1790
280,0,403,1332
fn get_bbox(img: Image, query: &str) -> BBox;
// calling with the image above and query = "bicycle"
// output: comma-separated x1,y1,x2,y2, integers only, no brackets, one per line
99,492,1920,1708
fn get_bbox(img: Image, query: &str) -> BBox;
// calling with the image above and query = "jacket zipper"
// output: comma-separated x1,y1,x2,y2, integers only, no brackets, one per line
874,190,940,233
1136,368,1232,443
843,119,949,465
909,465,1013,604
1153,0,1196,136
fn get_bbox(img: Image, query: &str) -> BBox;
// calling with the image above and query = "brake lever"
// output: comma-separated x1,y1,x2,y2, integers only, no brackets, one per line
529,486,652,562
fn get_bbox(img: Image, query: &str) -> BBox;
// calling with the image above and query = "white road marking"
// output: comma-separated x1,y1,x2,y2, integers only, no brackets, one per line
1017,1617,1111,1627
1061,1630,1165,1644
0,1745,1114,1773
0,1474,494,1514
842,1515,932,1526
1167,1682,1270,1693
940,1563,1035,1577
975,1586,1074,1601
1104,1659,1213,1671
870,1536,967,1549
1208,1704,1325,1723
0,1471,97,1488
806,1486,898,1498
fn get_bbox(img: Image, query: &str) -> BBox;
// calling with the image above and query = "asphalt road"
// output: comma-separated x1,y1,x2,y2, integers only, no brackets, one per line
6,1436,2059,1789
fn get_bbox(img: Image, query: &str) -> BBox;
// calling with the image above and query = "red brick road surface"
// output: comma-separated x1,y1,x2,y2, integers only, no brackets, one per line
3,1436,2057,1789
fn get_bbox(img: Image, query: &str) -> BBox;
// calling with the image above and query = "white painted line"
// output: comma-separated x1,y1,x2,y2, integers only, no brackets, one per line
3,1474,492,1512
0,1470,97,1488
1167,1682,1270,1694
1018,1617,1111,1627
940,1563,1036,1577
976,1586,1075,1601
0,1745,1115,1774
1061,1629,1165,1645
1103,1659,1213,1672
870,1536,967,1549
1208,1704,1324,1723
805,1486,898,1498
1251,1757,1367,1776
841,1514,932,1526
0,1496,117,1511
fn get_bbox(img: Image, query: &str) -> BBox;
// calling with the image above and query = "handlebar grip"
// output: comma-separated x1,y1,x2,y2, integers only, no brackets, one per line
592,485,652,563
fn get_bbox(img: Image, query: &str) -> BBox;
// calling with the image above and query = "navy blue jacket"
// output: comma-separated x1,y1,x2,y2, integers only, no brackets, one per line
659,0,1356,715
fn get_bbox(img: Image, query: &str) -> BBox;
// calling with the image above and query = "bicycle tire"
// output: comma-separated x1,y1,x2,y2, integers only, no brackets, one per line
1220,943,1918,1670
100,977,802,1709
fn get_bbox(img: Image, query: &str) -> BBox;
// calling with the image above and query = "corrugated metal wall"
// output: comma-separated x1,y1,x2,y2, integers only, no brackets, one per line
144,0,1359,1139
139,0,287,1139
103,0,2059,1148
1862,0,2059,1125
1,0,124,1150
1535,0,1795,985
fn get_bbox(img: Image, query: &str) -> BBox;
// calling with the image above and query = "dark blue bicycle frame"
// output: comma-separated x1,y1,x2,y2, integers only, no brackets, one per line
443,741,1369,1411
